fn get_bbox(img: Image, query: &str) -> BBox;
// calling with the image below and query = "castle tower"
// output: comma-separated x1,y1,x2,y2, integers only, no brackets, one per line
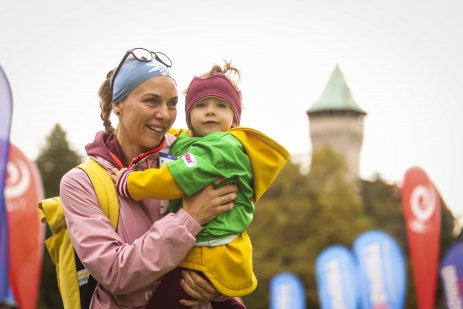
307,65,367,180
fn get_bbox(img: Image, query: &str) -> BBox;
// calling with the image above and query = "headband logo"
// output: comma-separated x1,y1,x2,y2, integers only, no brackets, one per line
147,63,170,76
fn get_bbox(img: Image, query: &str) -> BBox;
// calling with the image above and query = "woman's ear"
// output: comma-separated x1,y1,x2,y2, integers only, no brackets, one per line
112,103,121,115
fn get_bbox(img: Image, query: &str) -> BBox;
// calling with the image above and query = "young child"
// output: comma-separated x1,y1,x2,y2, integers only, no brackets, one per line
114,62,289,308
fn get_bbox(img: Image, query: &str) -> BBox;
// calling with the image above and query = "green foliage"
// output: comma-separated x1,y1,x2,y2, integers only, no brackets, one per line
243,147,460,309
245,147,373,308
35,123,82,309
35,123,82,197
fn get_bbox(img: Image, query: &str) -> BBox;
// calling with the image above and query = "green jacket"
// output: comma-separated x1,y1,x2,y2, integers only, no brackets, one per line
124,126,290,244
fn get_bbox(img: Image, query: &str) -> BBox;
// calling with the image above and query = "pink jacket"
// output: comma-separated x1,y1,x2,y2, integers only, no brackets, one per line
60,132,211,308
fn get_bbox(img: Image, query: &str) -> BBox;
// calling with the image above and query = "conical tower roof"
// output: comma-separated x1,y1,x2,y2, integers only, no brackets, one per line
308,64,366,115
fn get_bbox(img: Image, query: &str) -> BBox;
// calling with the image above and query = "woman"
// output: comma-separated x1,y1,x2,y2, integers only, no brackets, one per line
60,48,238,308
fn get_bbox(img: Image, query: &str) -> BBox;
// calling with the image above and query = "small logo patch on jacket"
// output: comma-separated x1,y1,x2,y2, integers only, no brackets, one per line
78,269,90,286
182,153,197,167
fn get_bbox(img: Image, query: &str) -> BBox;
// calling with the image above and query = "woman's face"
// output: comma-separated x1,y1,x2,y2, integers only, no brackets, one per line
114,76,178,157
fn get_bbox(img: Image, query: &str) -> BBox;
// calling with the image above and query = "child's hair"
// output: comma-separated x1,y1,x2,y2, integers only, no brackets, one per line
199,60,241,90
185,60,241,94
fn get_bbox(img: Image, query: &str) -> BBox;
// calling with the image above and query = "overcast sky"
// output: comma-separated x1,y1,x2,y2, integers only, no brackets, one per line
1,0,462,219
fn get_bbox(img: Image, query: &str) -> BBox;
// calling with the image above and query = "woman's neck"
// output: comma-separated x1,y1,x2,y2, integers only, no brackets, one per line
115,132,144,164
116,130,166,168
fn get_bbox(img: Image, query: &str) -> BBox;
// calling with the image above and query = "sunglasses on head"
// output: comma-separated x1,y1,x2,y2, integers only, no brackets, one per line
110,47,173,96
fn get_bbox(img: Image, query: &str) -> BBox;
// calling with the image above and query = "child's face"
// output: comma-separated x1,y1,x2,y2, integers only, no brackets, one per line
189,97,235,136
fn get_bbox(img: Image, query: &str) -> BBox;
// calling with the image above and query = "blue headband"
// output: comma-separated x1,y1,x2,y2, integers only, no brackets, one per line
111,58,175,103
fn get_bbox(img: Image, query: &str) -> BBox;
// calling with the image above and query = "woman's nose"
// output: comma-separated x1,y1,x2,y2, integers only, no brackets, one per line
155,104,171,119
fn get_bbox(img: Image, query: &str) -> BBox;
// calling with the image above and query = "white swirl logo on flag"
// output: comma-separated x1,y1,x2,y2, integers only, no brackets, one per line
410,184,437,233
5,157,31,200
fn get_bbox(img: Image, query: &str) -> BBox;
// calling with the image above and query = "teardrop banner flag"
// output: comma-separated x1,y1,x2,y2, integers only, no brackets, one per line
5,144,44,309
353,230,406,309
269,272,306,309
0,65,13,301
315,245,359,309
439,241,463,309
401,166,441,309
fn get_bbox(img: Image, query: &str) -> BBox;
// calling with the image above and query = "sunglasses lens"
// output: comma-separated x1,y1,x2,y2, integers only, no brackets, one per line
132,48,152,62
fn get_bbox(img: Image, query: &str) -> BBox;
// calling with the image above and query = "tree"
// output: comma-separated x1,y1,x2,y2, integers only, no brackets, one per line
35,123,82,197
35,123,82,309
245,147,373,308
244,146,460,308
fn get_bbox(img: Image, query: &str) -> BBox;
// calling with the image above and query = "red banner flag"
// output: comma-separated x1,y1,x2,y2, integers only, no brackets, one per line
401,166,441,309
5,144,44,309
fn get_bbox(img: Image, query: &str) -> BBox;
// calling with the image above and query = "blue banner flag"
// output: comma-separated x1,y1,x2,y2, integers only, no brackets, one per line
353,230,406,309
270,272,305,309
0,66,13,300
440,241,463,309
315,245,359,309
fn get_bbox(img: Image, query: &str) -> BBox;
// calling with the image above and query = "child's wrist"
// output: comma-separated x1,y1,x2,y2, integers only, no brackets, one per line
116,169,132,198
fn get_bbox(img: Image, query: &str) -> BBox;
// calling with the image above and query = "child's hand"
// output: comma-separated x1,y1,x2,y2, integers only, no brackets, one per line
111,167,127,185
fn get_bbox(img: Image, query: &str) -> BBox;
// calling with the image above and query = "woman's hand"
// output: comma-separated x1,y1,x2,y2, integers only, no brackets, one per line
182,179,238,225
179,270,226,307
110,167,127,184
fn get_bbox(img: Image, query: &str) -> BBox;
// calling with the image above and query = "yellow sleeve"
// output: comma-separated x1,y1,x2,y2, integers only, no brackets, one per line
168,127,191,137
127,165,185,200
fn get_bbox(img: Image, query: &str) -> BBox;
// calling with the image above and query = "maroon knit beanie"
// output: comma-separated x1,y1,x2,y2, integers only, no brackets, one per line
185,73,242,126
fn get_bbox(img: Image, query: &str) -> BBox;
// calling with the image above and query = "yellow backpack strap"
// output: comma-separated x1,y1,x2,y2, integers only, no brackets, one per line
78,158,119,230
38,196,66,235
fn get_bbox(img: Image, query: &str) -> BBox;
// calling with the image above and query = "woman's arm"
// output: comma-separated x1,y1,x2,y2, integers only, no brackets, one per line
61,168,237,295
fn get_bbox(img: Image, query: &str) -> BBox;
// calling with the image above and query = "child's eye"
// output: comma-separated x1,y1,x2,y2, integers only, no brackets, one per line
217,102,228,108
195,102,206,108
